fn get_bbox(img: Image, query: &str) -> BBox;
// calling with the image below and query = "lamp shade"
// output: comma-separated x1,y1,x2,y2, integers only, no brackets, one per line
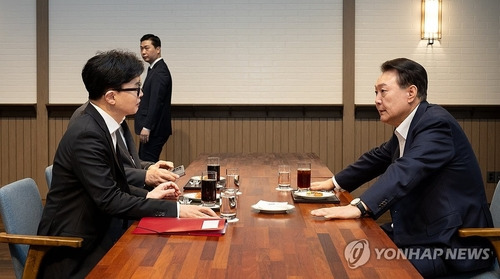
421,0,442,43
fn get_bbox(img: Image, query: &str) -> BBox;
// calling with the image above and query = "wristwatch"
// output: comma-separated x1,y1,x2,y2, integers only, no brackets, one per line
350,198,367,216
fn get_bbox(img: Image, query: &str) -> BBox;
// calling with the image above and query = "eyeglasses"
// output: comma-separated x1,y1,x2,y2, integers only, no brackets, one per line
114,87,141,97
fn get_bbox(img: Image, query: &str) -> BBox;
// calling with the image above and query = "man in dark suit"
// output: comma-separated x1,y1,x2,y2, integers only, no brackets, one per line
310,58,494,277
38,50,217,278
70,101,178,190
135,34,172,162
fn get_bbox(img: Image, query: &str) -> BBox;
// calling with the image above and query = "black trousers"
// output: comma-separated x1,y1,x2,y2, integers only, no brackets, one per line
380,222,494,278
138,134,169,162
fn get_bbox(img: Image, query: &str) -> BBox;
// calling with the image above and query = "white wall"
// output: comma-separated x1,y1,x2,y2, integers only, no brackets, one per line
0,0,36,104
1,0,499,105
48,0,343,104
355,0,500,105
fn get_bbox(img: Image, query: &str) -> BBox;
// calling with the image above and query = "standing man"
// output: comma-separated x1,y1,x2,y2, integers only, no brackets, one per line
135,34,172,162
310,58,494,277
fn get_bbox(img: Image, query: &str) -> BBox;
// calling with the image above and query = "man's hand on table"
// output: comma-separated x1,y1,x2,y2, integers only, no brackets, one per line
310,178,365,219
145,164,179,186
310,178,335,191
311,205,362,219
146,181,180,199
179,205,219,218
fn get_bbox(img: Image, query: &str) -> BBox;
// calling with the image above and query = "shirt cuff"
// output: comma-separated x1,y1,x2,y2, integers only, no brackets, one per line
332,176,342,191
176,202,180,218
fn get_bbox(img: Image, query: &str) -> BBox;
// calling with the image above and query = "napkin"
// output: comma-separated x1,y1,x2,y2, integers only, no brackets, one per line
255,200,289,211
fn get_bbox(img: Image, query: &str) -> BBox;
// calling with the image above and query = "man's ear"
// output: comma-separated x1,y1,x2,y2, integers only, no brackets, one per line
407,85,418,103
104,90,116,105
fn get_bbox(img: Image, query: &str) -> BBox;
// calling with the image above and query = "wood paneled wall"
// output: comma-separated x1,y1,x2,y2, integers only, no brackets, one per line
45,117,345,172
0,117,38,183
1,115,499,202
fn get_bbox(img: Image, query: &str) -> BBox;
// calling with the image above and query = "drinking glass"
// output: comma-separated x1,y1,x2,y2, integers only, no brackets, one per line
297,162,311,191
207,157,220,182
225,168,240,192
220,188,238,222
278,165,291,190
201,171,217,207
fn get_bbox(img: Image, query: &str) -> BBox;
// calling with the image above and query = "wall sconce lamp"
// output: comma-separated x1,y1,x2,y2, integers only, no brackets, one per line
421,0,442,45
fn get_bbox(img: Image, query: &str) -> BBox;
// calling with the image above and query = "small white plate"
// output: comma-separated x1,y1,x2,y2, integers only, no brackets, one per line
183,192,220,201
294,191,335,200
251,202,295,213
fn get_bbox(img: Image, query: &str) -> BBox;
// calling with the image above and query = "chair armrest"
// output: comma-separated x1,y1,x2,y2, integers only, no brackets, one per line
459,228,500,269
0,232,83,279
0,232,83,248
458,228,500,238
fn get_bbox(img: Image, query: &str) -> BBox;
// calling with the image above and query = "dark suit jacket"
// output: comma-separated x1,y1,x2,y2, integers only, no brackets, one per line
336,101,493,273
134,58,172,138
38,104,177,278
70,101,153,188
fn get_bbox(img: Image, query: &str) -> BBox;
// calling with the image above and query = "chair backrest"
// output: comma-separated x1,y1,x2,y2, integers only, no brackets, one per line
0,178,43,279
45,165,53,189
490,180,500,228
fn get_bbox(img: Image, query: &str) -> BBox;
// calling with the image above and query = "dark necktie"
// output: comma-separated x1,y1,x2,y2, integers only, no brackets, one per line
121,122,142,168
116,127,139,169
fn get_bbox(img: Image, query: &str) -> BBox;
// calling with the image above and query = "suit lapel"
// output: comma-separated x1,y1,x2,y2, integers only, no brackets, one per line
84,104,127,179
143,62,157,85
404,101,429,150
392,145,400,162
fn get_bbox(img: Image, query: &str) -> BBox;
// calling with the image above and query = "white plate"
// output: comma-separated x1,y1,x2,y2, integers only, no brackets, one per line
251,202,295,213
294,191,335,200
275,186,294,192
183,192,220,201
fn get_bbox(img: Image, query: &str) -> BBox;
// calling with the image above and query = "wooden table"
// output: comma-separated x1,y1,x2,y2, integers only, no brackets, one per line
87,153,422,279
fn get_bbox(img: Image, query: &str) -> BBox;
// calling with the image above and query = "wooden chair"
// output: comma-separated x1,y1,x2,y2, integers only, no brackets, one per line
0,178,82,279
458,180,500,277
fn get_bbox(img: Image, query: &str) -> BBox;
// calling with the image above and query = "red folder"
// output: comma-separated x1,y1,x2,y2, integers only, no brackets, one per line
133,217,227,236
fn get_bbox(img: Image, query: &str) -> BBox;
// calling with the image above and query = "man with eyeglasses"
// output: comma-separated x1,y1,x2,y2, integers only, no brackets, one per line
38,50,218,278
69,99,177,190
135,33,173,162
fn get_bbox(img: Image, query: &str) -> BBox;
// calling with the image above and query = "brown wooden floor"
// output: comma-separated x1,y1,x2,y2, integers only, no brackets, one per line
0,244,15,279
